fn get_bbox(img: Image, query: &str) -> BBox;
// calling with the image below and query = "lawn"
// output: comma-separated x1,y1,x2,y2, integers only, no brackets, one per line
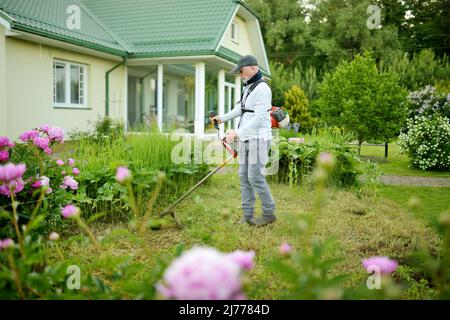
359,142,450,178
377,185,450,219
4,127,448,299
47,172,440,299
359,142,450,219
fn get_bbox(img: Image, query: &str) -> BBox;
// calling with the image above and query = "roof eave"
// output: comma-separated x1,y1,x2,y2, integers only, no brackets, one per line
10,22,128,57
232,0,261,20
0,9,14,29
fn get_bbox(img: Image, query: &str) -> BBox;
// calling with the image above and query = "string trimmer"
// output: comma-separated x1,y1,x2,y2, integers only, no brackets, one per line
158,110,238,228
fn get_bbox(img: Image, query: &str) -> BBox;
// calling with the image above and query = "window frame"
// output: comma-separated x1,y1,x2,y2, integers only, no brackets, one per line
231,21,239,44
53,59,88,109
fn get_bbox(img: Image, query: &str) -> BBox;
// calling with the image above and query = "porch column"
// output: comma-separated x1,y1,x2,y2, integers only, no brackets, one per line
122,65,128,132
157,64,163,132
218,69,225,137
234,75,241,130
195,62,205,138
0,26,7,136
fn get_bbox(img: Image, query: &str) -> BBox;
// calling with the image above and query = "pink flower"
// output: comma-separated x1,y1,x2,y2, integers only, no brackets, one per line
32,176,50,189
47,127,64,142
227,250,255,271
56,159,64,166
49,232,60,241
0,150,9,162
39,124,51,134
0,238,14,250
157,247,249,300
43,147,52,155
68,158,75,167
0,163,26,182
32,137,50,150
0,137,14,148
279,242,292,255
72,167,80,175
362,256,398,274
61,204,80,219
61,171,66,175
115,166,131,183
19,130,39,142
317,152,336,170
46,187,53,194
31,180,41,188
319,152,332,163
60,176,78,190
0,178,24,197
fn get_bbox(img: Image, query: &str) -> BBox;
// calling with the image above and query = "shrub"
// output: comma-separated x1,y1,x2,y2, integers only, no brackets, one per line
407,85,450,121
69,116,124,143
398,115,450,171
268,129,361,187
1,126,79,238
283,85,317,132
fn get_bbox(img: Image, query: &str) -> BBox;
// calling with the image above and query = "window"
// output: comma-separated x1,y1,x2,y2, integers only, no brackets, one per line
231,21,239,43
53,59,87,107
162,64,195,133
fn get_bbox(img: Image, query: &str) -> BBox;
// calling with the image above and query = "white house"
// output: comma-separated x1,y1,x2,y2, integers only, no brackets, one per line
0,0,270,139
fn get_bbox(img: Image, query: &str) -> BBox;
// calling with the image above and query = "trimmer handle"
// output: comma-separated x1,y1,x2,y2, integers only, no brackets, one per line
209,110,219,130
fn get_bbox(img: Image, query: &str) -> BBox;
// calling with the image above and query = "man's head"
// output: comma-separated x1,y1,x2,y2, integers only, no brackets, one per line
230,55,259,82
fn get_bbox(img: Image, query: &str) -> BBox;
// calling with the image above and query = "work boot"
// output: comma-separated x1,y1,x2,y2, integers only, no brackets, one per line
250,215,276,227
237,216,253,225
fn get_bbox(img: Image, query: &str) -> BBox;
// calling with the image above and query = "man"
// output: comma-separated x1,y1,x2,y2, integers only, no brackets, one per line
210,55,276,227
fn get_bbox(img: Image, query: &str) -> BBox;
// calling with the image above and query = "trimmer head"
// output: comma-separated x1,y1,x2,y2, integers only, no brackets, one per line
221,138,238,158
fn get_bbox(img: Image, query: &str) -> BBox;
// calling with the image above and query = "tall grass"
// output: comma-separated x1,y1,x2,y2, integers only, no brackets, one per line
66,124,209,219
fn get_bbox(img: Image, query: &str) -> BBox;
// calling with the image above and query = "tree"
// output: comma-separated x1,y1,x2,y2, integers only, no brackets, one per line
314,53,408,152
308,0,402,68
283,85,317,132
246,0,312,65
376,0,450,57
380,49,450,90
268,62,320,106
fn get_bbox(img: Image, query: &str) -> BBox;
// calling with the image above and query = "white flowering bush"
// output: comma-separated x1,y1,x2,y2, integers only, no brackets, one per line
398,115,450,170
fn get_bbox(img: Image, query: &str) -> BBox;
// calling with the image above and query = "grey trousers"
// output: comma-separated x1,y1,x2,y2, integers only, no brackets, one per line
238,139,276,218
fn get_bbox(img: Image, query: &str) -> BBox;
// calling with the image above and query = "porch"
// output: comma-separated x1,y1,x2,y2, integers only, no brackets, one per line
126,58,243,139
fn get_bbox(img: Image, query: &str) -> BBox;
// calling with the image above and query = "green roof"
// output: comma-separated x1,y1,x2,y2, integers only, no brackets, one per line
0,0,127,55
0,0,269,74
0,0,256,57
82,0,237,56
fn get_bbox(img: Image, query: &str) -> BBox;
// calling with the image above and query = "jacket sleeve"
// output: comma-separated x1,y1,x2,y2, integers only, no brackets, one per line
235,83,271,137
220,102,242,122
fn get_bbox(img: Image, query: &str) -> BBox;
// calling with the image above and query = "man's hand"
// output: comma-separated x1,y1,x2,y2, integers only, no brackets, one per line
210,115,223,124
225,130,238,143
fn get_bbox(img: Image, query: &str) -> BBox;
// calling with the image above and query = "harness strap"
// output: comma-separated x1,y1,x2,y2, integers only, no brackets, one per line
238,79,269,128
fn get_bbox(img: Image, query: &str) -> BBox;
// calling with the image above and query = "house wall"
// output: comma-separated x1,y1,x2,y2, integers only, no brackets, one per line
4,36,125,140
0,25,7,136
222,14,253,56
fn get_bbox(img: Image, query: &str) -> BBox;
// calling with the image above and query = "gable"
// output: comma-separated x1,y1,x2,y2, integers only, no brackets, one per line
218,6,270,75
